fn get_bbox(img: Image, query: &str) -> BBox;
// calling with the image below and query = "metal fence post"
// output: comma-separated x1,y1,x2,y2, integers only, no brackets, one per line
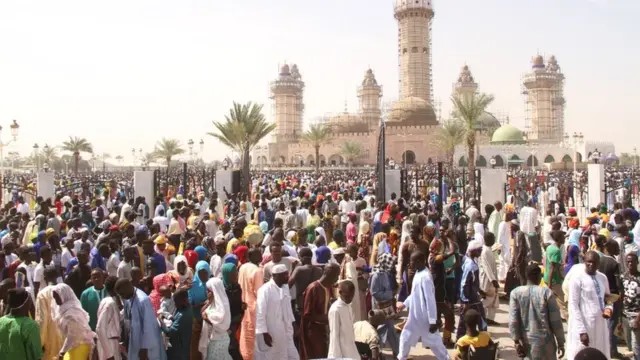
437,162,443,216
183,163,188,196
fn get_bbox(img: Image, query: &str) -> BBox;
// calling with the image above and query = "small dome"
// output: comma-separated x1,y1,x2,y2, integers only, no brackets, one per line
474,112,501,131
290,64,301,80
388,97,438,126
491,124,526,144
362,68,378,86
532,55,545,69
327,113,369,133
279,64,290,76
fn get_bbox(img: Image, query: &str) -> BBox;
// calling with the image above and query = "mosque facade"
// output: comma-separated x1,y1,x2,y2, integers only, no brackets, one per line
252,0,614,169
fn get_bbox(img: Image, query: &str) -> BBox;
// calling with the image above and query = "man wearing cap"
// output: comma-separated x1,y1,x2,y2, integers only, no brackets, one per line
457,238,487,339
255,263,299,360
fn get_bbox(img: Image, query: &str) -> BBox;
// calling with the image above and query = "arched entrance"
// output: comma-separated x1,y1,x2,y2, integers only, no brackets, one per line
402,150,416,165
544,155,555,163
526,155,539,167
458,156,467,167
307,155,314,165
493,155,504,167
476,156,487,167
562,154,572,163
319,155,326,166
328,154,344,166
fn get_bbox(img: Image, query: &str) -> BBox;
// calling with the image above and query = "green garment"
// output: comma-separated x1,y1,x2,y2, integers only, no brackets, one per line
0,314,43,360
543,244,563,286
163,306,194,360
80,285,106,331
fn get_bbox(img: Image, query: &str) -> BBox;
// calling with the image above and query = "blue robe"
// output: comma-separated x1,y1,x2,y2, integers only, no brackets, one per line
124,288,167,360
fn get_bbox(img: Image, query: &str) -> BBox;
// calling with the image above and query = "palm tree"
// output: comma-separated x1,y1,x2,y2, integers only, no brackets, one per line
115,155,124,167
451,92,494,187
208,102,276,193
153,138,185,170
40,144,58,166
432,119,466,169
141,152,157,169
341,141,363,168
301,123,331,172
61,136,93,173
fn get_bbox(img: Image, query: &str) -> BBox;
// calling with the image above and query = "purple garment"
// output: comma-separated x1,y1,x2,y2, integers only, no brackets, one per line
564,244,580,275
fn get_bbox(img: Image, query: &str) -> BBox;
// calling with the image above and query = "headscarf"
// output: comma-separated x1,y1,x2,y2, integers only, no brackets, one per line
306,224,316,244
188,261,211,306
375,252,396,273
194,246,208,261
473,222,484,237
183,250,198,270
233,245,248,264
149,273,174,312
429,238,444,260
259,221,269,234
52,283,95,343
221,263,236,288
169,255,193,284
466,239,483,255
315,246,332,264
568,228,582,247
223,254,238,266
198,277,231,356
315,226,327,241
401,220,413,244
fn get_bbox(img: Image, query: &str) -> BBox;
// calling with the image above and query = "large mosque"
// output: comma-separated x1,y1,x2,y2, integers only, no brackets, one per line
252,0,614,168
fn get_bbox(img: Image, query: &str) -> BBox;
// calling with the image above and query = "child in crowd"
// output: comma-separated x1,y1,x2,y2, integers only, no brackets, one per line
454,309,494,360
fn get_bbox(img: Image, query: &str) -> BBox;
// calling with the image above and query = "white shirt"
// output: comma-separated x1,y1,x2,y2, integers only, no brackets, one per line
61,248,74,270
106,253,120,277
328,299,360,359
153,216,170,233
548,186,558,202
33,260,62,285
519,206,538,234
339,199,355,223
17,202,30,214
254,280,297,359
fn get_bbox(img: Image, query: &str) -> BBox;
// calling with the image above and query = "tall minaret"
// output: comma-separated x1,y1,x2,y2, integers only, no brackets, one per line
522,55,565,143
453,65,478,98
358,68,383,131
394,0,434,104
270,64,305,142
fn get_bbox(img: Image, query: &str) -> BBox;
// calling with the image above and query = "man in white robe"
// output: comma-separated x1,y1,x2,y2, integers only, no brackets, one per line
487,202,503,239
479,232,500,325
397,251,450,360
255,264,299,360
497,219,513,281
567,251,611,360
96,277,122,360
328,280,360,359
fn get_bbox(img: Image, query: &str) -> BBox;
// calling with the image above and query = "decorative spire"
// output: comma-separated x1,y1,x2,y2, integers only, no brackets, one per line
362,68,378,86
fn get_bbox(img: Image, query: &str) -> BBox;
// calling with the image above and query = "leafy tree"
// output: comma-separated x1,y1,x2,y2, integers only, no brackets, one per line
301,123,331,172
61,137,93,173
208,102,275,193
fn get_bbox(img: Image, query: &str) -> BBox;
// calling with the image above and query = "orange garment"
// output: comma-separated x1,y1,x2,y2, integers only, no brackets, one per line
238,262,264,360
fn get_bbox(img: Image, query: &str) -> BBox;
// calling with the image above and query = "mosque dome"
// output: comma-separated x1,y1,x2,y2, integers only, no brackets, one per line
387,97,438,126
532,55,545,69
474,112,501,131
279,64,291,76
491,124,526,144
362,69,379,86
328,112,369,133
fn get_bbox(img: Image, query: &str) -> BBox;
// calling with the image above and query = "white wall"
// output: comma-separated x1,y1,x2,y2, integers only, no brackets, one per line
134,171,155,205
36,171,55,200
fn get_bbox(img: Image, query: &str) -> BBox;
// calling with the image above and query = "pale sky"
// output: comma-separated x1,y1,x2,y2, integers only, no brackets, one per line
0,0,637,164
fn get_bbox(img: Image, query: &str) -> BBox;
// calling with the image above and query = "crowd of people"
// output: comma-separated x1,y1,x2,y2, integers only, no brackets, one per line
0,168,639,359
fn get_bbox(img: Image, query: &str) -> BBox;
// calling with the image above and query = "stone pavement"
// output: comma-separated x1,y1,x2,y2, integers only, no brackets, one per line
383,297,633,359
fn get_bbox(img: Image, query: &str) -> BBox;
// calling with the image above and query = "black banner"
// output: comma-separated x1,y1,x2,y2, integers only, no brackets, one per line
375,120,386,202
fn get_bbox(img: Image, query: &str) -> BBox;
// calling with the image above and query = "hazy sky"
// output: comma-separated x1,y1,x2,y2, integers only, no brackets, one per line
0,0,637,164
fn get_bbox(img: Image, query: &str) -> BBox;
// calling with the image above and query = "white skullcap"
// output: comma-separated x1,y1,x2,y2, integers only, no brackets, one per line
333,248,345,255
286,230,297,242
467,239,483,253
271,264,288,275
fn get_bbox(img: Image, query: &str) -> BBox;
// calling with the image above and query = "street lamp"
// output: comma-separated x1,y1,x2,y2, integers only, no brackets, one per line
0,120,19,203
33,143,40,171
199,139,204,161
187,139,194,163
222,158,230,170
64,158,69,173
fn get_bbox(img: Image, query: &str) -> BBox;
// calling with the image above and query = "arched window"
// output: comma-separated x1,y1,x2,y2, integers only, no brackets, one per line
476,156,487,167
561,154,572,163
544,155,555,163
526,155,539,167
493,156,504,167
402,150,416,165
458,156,467,167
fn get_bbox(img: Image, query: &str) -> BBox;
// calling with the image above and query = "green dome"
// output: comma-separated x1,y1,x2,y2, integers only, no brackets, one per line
491,124,526,144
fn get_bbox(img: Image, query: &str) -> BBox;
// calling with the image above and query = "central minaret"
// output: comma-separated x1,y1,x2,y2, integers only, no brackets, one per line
394,0,434,104
270,64,305,142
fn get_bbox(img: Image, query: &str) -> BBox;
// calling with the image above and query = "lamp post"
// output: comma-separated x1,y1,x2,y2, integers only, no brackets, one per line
33,143,40,171
64,159,69,174
222,158,230,170
199,139,204,162
188,139,194,163
0,120,20,203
